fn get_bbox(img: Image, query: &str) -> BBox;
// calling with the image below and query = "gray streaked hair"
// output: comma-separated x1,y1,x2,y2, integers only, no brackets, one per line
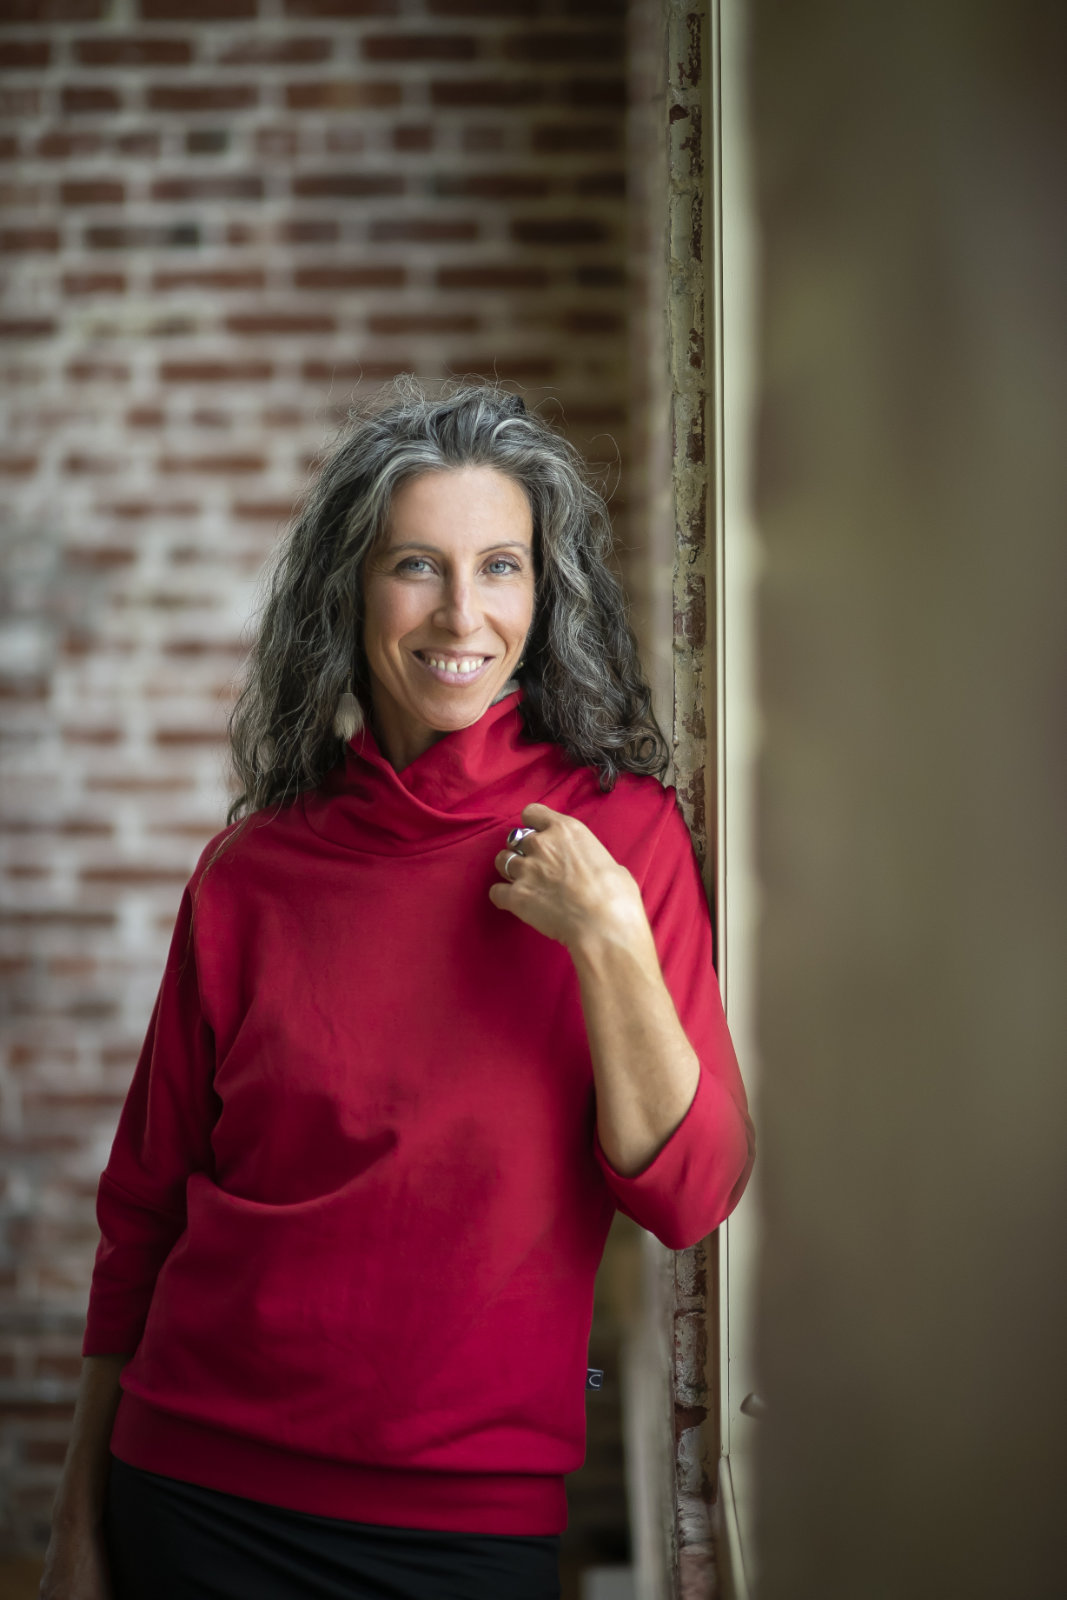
226,376,667,822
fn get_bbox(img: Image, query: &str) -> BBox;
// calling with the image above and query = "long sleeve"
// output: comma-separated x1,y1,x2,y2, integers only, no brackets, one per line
593,797,755,1249
83,883,219,1355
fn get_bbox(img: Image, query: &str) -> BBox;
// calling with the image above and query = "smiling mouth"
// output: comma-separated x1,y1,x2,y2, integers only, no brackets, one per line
415,651,492,681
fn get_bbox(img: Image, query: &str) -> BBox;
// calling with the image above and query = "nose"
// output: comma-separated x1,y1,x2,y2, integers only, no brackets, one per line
434,572,480,636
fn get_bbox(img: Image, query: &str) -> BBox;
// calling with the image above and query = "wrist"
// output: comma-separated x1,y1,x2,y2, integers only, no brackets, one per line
569,907,657,976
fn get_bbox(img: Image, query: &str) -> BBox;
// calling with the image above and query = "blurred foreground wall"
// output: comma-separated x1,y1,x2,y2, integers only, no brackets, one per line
0,0,633,1555
749,3,1067,1596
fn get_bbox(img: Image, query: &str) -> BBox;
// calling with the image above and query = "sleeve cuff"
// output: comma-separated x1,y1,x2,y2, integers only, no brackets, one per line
594,1068,754,1250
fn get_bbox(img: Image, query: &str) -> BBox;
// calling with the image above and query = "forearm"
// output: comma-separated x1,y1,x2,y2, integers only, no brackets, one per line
571,920,700,1177
52,1355,129,1527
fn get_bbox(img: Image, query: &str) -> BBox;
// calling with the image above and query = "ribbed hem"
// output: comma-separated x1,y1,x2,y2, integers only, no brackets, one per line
110,1394,568,1536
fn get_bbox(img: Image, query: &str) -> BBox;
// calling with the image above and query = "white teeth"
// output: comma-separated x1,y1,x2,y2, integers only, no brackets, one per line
424,655,485,676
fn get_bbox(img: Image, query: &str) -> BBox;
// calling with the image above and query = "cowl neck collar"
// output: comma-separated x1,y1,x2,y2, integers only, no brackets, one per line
300,692,582,856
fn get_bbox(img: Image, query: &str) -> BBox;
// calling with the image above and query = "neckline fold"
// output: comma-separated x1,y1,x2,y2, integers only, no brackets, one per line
300,692,585,856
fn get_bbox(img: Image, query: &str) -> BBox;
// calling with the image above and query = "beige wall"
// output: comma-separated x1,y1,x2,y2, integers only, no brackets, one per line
748,3,1067,1595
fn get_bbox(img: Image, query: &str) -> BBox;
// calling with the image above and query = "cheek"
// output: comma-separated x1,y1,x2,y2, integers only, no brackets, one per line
364,580,412,654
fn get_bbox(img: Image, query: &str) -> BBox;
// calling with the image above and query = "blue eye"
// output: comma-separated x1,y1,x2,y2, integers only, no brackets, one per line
395,556,433,574
486,558,519,575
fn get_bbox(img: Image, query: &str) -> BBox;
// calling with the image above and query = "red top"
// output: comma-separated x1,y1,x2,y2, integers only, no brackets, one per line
84,694,754,1534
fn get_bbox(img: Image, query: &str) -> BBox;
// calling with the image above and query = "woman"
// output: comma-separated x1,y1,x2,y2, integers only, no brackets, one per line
41,382,753,1600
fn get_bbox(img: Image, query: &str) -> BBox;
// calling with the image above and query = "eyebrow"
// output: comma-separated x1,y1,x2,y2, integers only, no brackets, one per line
386,540,533,555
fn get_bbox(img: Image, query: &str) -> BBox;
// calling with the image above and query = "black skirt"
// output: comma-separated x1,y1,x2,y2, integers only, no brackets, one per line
104,1457,561,1600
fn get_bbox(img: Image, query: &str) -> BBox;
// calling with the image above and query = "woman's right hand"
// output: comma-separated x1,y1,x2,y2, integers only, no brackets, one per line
38,1516,112,1600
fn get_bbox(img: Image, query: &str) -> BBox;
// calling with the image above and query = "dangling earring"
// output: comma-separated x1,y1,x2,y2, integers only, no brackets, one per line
333,689,364,741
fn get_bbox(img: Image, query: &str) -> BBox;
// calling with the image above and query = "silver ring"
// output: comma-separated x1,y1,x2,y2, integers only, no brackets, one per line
506,826,535,850
503,851,523,882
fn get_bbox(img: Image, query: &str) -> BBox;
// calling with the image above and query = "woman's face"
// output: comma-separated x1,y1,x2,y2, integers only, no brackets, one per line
362,466,536,771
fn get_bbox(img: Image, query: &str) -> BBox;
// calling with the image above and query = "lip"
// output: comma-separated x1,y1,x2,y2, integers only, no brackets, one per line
412,649,495,687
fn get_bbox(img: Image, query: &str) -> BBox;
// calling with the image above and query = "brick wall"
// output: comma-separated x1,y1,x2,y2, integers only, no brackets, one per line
0,0,632,1554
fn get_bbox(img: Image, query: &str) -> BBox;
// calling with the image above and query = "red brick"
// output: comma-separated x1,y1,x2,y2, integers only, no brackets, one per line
255,127,298,161
186,128,229,155
27,1067,113,1102
0,908,114,928
0,39,50,68
292,172,403,199
153,727,225,747
74,36,192,67
532,121,619,153
362,32,476,60
151,174,263,203
261,406,304,428
60,179,125,206
0,228,59,252
0,318,54,339
510,217,609,245
564,0,625,13
460,125,504,153
227,311,336,337
80,864,189,886
577,171,625,198
574,264,624,287
96,501,196,519
502,30,619,63
60,723,122,742
35,130,102,160
294,264,405,290
232,499,298,522
161,358,271,382
285,80,401,111
139,0,255,16
563,75,625,107
86,223,199,249
436,173,550,200
61,85,122,115
0,85,40,115
159,453,265,474
66,359,128,382
86,773,191,793
392,124,433,151
428,0,543,11
116,129,161,157
62,452,120,474
0,179,43,205
153,267,265,292
302,358,408,383
0,672,47,700
367,312,478,335
445,354,557,381
278,218,339,245
284,0,395,13
323,126,365,155
147,84,258,113
126,405,165,427
221,37,331,65
430,78,542,107
437,264,549,289
0,0,103,17
563,308,623,334
370,217,476,242
64,541,137,561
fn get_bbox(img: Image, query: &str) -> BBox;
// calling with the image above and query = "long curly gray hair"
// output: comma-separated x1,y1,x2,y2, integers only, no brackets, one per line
227,378,667,821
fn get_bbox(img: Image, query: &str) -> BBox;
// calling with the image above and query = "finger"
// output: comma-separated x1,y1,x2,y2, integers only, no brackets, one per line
495,848,529,881
521,801,561,829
